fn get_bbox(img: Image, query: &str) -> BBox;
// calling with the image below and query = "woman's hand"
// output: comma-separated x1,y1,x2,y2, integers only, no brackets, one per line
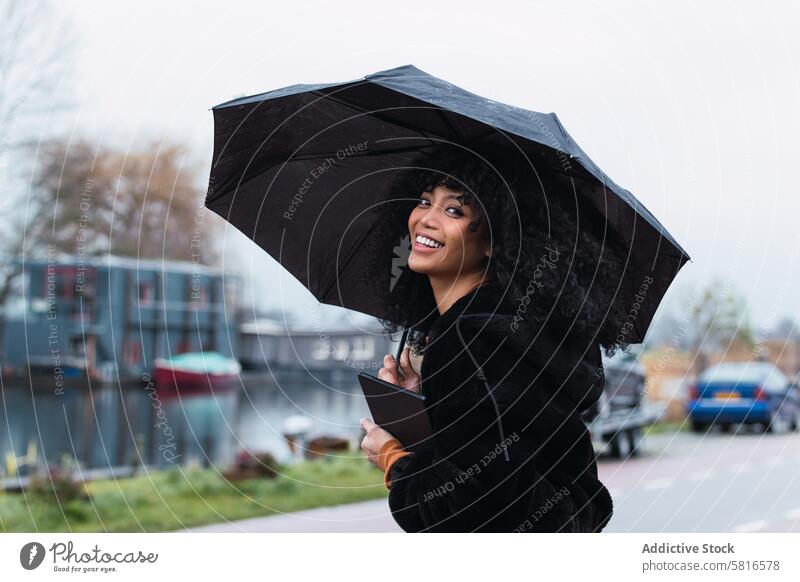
360,418,400,467
379,346,421,393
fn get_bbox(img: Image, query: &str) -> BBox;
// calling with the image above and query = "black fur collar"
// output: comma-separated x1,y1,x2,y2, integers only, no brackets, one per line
420,278,605,424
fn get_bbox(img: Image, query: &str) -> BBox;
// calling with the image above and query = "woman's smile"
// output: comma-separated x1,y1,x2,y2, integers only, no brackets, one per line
413,233,445,253
406,185,490,279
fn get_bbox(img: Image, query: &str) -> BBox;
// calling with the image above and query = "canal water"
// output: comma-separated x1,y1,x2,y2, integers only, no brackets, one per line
1,370,372,479
236,370,372,462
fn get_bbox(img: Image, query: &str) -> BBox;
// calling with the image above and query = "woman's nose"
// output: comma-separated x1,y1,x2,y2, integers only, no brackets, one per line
419,209,440,229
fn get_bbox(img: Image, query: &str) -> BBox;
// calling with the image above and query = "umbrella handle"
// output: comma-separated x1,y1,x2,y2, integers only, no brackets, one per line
395,329,409,370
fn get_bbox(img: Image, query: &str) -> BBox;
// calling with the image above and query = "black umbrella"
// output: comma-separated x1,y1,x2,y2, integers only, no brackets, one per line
206,64,690,356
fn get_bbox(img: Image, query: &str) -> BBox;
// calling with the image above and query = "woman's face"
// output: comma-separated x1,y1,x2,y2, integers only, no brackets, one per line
406,185,491,278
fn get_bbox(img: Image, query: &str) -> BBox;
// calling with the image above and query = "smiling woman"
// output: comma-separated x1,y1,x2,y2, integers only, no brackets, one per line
406,181,494,317
358,141,633,532
361,141,633,358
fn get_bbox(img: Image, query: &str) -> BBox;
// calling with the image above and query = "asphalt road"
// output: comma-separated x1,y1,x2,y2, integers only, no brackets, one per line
184,428,800,533
601,427,800,532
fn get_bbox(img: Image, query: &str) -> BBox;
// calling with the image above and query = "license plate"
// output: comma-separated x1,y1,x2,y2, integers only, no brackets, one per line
714,392,740,399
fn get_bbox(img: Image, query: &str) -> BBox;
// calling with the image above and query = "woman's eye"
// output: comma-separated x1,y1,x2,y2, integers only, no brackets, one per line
417,198,463,217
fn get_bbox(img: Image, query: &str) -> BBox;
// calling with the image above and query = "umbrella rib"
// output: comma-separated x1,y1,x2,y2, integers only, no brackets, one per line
317,89,519,156
285,144,436,162
311,89,444,143
317,222,374,310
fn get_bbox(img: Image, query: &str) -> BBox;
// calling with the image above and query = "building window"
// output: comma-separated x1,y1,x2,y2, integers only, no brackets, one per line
351,336,375,360
138,282,153,306
185,277,210,307
70,336,87,358
224,280,238,313
43,267,75,300
311,339,331,360
123,340,141,366
4,271,30,319
333,339,349,360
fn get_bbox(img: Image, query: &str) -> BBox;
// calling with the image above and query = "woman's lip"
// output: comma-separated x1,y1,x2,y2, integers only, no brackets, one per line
412,239,444,252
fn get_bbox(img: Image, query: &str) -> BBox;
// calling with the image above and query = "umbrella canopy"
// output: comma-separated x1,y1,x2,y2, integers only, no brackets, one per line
206,64,690,344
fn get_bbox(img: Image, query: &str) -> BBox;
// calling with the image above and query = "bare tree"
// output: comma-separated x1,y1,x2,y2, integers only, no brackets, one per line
27,136,223,264
0,0,77,362
0,0,76,150
687,279,755,373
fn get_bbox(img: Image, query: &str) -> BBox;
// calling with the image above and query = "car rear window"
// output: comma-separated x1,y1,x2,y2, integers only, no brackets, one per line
699,363,773,383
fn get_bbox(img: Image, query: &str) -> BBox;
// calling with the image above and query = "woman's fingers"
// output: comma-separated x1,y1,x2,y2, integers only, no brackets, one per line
399,346,410,371
398,347,421,393
383,353,405,382
400,346,417,372
380,351,421,389
384,353,399,374
399,347,418,379
360,417,402,467
378,366,397,384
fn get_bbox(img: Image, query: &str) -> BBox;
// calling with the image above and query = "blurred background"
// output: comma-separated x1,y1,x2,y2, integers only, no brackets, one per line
1,0,799,533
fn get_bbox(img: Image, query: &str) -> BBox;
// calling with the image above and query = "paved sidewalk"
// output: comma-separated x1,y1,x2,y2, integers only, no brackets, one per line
182,499,402,532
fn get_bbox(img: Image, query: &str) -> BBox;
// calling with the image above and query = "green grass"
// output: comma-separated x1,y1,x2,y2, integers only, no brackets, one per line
0,452,388,532
642,419,690,435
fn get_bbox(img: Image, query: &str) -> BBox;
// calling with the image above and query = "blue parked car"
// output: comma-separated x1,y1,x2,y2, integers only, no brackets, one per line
688,362,800,433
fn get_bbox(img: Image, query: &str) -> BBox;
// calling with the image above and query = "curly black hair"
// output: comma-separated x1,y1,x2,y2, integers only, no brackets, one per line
360,140,633,358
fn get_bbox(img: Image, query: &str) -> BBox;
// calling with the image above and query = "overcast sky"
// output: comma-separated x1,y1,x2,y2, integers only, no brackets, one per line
29,0,800,332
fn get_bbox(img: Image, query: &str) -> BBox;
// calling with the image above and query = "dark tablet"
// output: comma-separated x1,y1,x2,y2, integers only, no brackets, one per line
358,371,433,453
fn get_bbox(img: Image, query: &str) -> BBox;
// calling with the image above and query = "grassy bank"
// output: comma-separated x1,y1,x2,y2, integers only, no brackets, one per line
0,453,387,532
643,419,690,435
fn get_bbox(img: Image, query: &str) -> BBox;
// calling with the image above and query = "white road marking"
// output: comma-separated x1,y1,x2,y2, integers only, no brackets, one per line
642,478,673,490
756,459,784,469
687,469,715,481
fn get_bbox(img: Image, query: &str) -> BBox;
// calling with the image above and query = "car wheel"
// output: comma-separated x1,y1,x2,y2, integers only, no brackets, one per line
609,430,631,459
789,411,800,432
627,427,643,457
720,422,732,433
762,414,776,433
690,419,707,433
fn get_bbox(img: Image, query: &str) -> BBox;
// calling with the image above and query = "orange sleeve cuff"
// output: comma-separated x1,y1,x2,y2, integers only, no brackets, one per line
378,438,412,490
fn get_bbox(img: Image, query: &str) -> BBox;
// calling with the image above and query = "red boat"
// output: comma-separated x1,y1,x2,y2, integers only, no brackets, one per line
153,352,241,398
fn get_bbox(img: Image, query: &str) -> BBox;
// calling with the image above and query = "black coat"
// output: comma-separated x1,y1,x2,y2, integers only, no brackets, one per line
386,280,614,532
